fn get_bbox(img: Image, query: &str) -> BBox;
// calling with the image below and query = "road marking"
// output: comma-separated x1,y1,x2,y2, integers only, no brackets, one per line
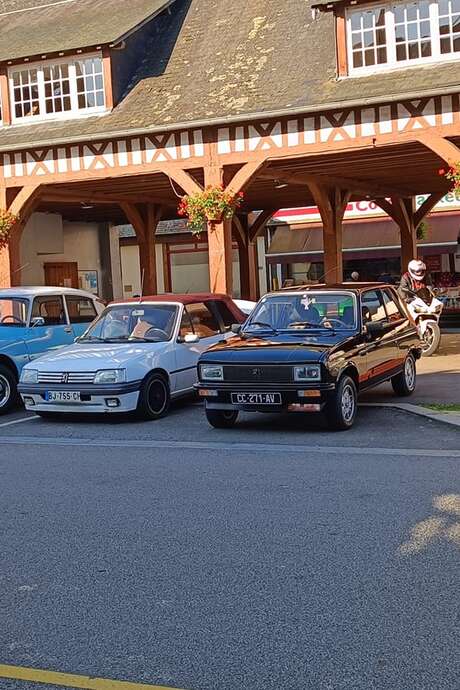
0,663,187,690
0,415,39,429
1,435,460,458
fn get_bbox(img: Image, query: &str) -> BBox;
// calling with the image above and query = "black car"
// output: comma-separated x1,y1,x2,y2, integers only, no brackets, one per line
196,284,422,430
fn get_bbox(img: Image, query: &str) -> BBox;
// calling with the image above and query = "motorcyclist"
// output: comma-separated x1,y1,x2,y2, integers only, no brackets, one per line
398,259,432,304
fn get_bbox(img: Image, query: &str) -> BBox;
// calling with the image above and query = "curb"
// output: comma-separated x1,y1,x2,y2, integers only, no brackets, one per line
360,402,460,429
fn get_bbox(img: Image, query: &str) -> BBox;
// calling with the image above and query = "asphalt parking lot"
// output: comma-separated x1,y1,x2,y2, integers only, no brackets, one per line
0,402,459,690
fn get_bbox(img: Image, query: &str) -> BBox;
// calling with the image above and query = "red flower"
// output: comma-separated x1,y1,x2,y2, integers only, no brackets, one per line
238,191,244,198
438,168,446,175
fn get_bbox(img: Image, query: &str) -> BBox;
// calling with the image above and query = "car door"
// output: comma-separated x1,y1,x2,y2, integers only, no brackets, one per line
360,289,396,386
382,287,413,369
174,301,223,393
25,294,75,361
64,294,99,339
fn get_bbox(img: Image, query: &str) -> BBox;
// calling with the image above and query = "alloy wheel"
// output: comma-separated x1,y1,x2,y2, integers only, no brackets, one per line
0,373,11,409
148,378,168,415
404,356,416,390
341,383,356,423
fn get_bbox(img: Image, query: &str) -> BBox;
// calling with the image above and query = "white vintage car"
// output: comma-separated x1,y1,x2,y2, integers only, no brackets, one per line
18,293,246,420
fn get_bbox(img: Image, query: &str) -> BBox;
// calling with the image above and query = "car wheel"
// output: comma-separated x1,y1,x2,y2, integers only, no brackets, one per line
137,373,170,420
325,375,358,431
0,364,18,416
391,354,416,396
205,407,239,429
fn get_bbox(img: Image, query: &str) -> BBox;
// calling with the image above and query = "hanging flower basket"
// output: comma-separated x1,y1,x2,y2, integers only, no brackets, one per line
0,210,19,251
178,185,244,236
439,163,460,192
416,220,429,241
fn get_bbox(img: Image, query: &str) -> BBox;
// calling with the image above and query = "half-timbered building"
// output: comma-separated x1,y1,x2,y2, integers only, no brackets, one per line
1,0,460,302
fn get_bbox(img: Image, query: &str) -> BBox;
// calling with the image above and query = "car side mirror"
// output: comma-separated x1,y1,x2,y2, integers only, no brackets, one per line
30,316,45,328
366,321,385,338
231,324,242,334
183,333,199,344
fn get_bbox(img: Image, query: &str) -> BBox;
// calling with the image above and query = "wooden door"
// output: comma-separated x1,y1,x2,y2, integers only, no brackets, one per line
44,262,78,289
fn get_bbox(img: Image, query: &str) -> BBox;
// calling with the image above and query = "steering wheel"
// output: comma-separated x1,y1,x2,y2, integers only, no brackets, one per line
1,315,24,324
144,327,169,340
321,317,348,328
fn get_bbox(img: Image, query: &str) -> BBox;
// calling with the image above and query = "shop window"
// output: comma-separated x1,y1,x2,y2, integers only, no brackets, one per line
10,53,105,123
184,302,220,338
347,1,460,74
66,296,97,324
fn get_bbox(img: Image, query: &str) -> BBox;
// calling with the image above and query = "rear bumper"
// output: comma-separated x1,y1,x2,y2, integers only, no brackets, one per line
194,382,335,413
18,381,141,414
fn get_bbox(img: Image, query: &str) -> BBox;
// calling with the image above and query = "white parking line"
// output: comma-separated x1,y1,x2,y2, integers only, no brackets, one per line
0,415,39,429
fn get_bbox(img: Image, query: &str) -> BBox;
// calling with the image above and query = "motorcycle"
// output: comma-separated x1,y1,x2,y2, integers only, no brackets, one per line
406,287,443,357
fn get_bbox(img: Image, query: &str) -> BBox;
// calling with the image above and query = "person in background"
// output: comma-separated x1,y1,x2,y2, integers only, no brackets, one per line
398,259,432,304
351,271,360,282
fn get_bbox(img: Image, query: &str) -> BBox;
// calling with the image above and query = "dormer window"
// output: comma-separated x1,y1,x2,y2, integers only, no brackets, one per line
346,0,460,74
9,53,105,122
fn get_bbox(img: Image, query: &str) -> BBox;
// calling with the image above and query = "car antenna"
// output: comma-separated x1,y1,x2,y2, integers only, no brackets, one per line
138,269,145,304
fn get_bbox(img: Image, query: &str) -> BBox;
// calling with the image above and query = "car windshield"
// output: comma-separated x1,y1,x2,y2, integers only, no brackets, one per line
245,292,357,332
81,304,178,343
0,298,28,327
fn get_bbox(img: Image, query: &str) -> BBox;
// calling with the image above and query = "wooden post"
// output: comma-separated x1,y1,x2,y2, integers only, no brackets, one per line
120,202,161,296
205,164,233,295
0,184,41,287
375,196,418,273
307,184,350,285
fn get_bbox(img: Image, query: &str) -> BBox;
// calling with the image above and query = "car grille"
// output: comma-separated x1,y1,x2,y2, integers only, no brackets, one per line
223,365,293,383
37,372,96,384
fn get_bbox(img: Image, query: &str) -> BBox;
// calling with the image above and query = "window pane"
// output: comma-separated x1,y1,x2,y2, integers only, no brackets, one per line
185,303,220,337
351,12,362,30
66,297,97,324
396,43,407,60
383,290,404,322
377,46,387,61
348,7,389,69
376,8,386,26
408,41,420,58
353,51,364,67
31,297,65,326
365,48,375,65
362,291,387,323
95,91,104,107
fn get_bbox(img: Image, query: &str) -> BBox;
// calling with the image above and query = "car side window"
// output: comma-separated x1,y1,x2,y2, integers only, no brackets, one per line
31,296,66,326
66,296,97,324
210,300,237,332
382,290,405,322
185,302,220,338
179,309,195,339
361,290,387,323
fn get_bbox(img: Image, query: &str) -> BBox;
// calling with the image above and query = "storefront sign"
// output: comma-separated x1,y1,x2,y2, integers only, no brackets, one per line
424,255,442,272
274,191,460,225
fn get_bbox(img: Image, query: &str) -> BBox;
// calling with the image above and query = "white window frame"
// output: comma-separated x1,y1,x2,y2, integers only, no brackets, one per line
346,0,460,75
8,52,106,124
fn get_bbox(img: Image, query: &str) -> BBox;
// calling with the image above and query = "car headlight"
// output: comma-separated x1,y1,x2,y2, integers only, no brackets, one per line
20,369,38,384
94,369,126,384
200,364,224,381
294,365,321,382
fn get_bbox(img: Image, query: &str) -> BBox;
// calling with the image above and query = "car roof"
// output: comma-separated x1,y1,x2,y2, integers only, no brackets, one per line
276,282,394,295
110,293,238,306
0,286,98,299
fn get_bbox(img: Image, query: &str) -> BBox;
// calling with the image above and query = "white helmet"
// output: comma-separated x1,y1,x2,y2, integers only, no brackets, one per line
408,259,426,281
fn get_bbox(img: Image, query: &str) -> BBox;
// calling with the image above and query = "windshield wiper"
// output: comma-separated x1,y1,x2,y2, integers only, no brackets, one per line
246,321,278,334
79,335,104,342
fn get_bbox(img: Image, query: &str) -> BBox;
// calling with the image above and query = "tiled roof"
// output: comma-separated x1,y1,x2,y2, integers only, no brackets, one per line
0,0,175,61
0,0,455,151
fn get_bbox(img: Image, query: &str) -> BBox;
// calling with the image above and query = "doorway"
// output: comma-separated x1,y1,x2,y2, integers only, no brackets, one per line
44,262,78,288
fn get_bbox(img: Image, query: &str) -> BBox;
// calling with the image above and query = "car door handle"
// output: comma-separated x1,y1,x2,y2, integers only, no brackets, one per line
64,326,73,333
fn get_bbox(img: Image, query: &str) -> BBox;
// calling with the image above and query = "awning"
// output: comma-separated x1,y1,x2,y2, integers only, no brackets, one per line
267,214,460,263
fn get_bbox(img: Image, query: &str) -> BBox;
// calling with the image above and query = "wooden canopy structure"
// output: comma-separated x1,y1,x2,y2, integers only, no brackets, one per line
0,0,459,297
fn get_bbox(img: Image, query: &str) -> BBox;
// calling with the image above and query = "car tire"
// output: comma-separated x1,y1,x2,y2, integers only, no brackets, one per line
391,354,416,396
0,363,18,416
137,373,170,420
325,375,358,431
205,407,239,429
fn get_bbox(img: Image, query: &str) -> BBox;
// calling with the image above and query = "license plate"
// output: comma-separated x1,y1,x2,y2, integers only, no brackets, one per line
231,392,281,405
45,391,81,403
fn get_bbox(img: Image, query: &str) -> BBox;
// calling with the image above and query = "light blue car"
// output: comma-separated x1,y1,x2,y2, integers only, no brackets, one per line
0,287,104,414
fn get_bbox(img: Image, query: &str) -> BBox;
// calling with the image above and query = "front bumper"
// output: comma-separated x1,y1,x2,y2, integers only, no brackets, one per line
194,381,335,413
18,381,141,414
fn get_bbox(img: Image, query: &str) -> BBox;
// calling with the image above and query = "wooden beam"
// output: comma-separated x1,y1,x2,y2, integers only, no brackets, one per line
205,165,233,295
307,183,350,285
0,67,11,125
248,208,277,243
232,215,247,248
335,6,348,78
260,169,409,200
415,134,460,166
162,165,203,196
227,160,267,195
102,46,114,110
414,190,446,228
